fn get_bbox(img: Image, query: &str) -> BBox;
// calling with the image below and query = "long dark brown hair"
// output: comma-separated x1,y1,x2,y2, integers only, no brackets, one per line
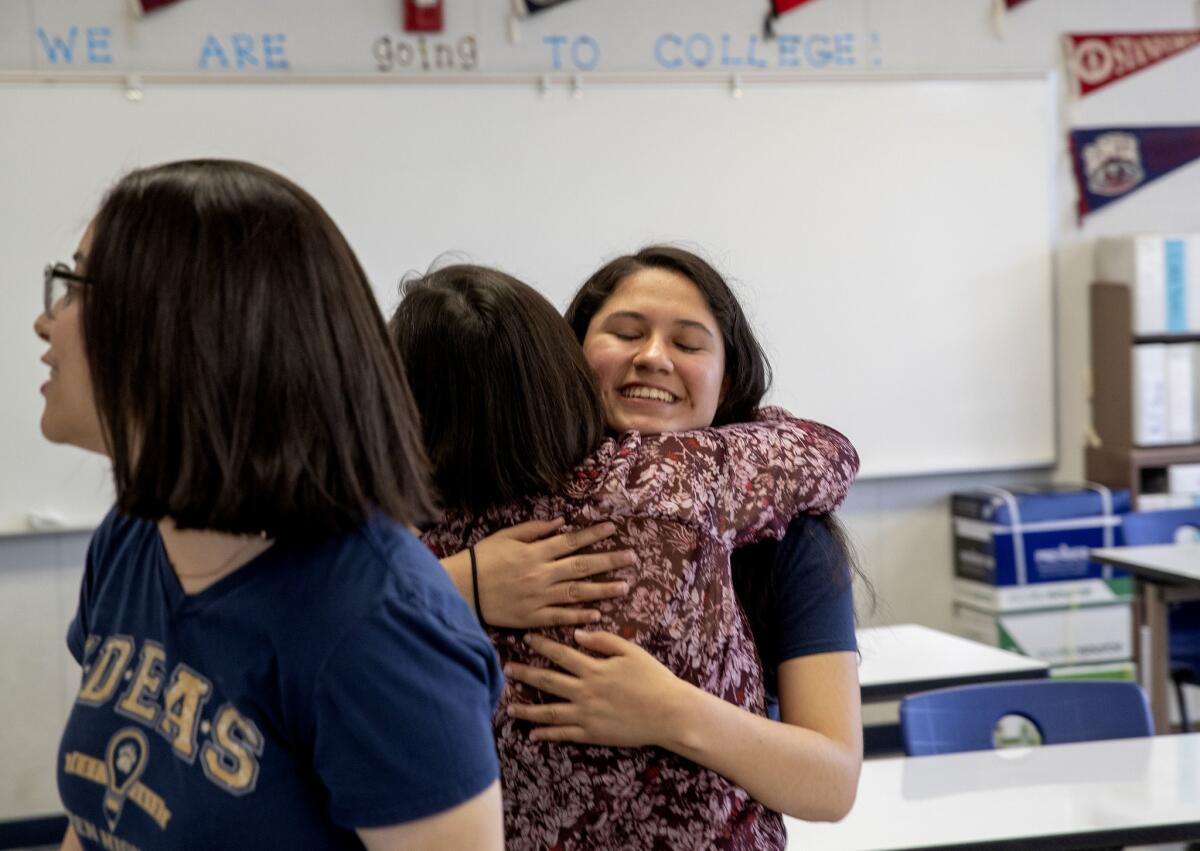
568,245,872,691
391,264,606,515
82,159,436,538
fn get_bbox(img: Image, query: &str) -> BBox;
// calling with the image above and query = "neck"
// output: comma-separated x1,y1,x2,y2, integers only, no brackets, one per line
158,518,273,595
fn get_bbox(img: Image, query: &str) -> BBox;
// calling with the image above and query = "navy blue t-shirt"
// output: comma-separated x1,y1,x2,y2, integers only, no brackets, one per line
58,510,502,851
763,515,858,718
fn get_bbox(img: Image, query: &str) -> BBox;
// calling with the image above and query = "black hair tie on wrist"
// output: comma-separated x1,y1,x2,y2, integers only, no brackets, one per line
469,544,486,627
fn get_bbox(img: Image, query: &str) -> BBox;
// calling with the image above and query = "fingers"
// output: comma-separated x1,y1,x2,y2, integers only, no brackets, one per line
541,521,616,559
503,661,579,699
506,698,592,742
553,549,637,582
530,725,589,743
570,629,631,657
498,517,566,543
549,579,629,606
541,607,602,627
522,633,594,675
506,701,579,727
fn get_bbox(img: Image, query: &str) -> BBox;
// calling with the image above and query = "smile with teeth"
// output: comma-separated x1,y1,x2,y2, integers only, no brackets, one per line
620,386,678,403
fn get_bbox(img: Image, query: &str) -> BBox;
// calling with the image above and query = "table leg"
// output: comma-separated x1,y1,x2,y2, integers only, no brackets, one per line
1137,582,1170,734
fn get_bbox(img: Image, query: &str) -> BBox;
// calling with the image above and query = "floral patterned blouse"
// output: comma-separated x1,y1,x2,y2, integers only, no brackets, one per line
422,408,859,851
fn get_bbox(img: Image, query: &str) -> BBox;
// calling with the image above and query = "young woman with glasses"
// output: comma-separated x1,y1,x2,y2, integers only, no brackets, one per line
36,160,504,851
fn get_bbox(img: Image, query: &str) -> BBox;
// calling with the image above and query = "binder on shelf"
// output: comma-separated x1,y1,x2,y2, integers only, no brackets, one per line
1088,277,1200,511
1096,235,1200,334
1169,461,1200,495
1166,343,1199,444
1133,343,1169,446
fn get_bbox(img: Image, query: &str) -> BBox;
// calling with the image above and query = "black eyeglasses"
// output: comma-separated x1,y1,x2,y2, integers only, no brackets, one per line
43,263,90,319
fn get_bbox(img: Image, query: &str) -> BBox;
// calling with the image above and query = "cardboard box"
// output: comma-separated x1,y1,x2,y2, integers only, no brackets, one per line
954,600,1132,667
954,575,1133,612
1138,493,1200,510
1049,660,1136,682
952,486,1130,608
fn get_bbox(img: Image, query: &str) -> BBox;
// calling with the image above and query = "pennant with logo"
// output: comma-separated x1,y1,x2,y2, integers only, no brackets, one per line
1070,126,1200,220
992,0,1036,39
129,0,185,14
764,0,822,40
1063,30,1200,98
508,0,584,43
511,0,582,16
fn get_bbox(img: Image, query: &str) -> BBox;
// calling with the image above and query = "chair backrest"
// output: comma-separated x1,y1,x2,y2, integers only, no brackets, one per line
899,679,1152,756
1122,507,1200,546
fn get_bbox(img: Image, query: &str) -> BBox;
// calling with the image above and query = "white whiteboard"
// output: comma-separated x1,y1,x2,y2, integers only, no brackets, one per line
0,75,1056,533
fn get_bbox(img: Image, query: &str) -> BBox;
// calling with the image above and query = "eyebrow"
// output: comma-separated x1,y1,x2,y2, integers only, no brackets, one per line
604,310,715,338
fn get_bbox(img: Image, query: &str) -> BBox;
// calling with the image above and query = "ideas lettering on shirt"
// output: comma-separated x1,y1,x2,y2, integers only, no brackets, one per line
63,633,264,839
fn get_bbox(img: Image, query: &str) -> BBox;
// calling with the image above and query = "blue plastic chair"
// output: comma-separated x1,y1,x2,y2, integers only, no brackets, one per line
1122,507,1200,731
899,679,1152,756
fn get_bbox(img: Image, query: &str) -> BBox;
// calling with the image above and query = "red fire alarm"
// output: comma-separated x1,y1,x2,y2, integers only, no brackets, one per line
404,0,443,33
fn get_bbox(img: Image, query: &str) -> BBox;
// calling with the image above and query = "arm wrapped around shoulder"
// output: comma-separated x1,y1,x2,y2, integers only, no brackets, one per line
715,406,859,547
756,406,860,504
592,408,859,547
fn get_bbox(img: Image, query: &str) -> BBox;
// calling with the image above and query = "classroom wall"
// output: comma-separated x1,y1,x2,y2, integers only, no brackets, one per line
4,0,1200,822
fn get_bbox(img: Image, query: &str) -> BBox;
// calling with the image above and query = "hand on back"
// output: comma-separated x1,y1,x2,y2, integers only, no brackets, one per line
504,630,688,748
472,518,635,629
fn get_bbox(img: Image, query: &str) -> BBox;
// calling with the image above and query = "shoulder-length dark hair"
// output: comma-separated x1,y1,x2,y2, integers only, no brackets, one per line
565,245,771,428
390,264,605,516
82,159,435,538
567,245,873,689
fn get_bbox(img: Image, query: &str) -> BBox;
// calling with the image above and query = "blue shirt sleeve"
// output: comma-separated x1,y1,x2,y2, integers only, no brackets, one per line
66,510,118,664
311,587,503,829
774,515,858,662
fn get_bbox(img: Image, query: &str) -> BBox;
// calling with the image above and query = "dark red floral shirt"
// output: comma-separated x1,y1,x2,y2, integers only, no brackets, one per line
423,408,859,850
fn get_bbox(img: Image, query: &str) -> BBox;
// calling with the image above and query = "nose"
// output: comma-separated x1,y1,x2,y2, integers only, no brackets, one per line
33,308,50,343
632,333,672,373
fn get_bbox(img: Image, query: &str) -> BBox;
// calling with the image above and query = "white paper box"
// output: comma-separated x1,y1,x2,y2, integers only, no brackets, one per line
953,600,1132,667
954,576,1133,612
1138,493,1200,510
1049,660,1136,681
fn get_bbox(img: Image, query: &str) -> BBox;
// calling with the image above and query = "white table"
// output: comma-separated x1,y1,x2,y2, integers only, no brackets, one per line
1092,544,1200,733
857,624,1049,702
786,733,1200,849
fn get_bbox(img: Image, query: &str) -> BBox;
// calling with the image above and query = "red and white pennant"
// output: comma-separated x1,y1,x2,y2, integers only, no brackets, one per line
1063,30,1200,98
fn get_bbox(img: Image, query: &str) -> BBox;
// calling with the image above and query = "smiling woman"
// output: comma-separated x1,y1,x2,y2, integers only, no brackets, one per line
581,265,728,435
392,262,859,850
488,245,868,826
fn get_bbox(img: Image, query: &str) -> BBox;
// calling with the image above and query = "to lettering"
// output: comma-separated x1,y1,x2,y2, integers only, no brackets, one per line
543,35,600,71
